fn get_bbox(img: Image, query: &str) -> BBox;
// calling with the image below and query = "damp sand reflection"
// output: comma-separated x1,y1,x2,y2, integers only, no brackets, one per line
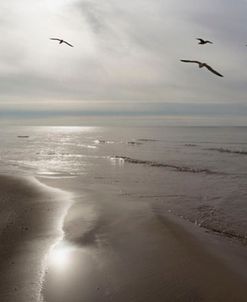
48,242,74,272
42,242,109,302
40,183,247,302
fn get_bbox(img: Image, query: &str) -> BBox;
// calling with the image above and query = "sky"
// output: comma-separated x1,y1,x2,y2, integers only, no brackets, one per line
0,0,247,125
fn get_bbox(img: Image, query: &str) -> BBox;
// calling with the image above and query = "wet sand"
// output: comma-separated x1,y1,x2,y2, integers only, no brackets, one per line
41,178,247,302
0,175,71,302
1,174,247,301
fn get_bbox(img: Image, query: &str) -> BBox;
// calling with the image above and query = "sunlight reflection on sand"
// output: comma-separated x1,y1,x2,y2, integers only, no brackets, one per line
48,242,74,271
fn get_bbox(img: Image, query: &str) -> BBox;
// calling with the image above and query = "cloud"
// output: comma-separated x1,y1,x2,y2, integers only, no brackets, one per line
0,0,247,124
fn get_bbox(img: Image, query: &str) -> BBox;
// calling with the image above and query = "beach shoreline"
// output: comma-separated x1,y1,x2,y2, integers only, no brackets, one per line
40,176,247,302
1,172,247,301
0,174,72,302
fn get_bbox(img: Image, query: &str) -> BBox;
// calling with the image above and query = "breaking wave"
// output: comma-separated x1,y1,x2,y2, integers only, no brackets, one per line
206,147,247,155
137,139,159,142
111,156,217,174
187,216,247,244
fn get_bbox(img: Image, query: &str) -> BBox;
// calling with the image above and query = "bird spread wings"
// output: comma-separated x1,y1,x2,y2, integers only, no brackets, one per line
196,38,212,44
203,64,223,77
180,60,201,64
50,38,74,47
63,41,73,47
180,60,223,77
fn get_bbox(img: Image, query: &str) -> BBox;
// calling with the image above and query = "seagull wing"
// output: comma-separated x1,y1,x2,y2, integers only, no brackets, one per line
50,38,61,41
63,40,74,47
196,38,204,43
180,60,201,65
204,64,223,77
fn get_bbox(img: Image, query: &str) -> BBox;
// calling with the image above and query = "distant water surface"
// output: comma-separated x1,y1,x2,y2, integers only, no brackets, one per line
0,126,247,242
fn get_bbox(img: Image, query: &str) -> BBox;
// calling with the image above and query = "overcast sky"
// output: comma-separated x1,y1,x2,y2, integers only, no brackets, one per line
1,0,247,125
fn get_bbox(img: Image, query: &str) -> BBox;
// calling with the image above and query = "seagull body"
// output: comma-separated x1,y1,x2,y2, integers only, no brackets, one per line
50,38,74,47
180,60,223,77
196,38,213,45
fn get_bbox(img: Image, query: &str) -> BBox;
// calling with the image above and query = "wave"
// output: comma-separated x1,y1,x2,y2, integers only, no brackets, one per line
188,217,247,244
206,147,247,155
127,141,143,145
184,144,198,147
137,139,159,142
152,204,247,244
168,211,247,244
203,225,247,243
94,139,114,144
111,156,217,174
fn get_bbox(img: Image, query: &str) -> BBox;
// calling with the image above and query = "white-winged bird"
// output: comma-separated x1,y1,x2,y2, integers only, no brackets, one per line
180,60,223,77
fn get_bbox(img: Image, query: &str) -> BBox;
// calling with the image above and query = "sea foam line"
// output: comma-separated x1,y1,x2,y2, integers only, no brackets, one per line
110,156,218,174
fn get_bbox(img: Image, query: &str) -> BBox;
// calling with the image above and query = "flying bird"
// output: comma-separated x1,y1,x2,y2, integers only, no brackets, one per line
180,60,223,77
196,38,213,45
50,38,74,47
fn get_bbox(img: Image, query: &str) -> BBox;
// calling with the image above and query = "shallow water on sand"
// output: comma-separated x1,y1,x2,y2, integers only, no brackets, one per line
0,126,247,241
39,177,247,302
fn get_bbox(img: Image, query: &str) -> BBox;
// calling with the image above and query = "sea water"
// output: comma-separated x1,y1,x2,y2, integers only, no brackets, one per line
0,126,246,242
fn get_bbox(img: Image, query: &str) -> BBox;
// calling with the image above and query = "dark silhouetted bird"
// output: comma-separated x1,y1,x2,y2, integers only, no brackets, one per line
196,38,213,45
180,60,223,77
50,38,74,47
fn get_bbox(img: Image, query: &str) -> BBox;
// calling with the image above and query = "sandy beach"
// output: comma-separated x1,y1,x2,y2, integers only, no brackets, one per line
0,175,71,302
1,174,247,302
41,176,247,302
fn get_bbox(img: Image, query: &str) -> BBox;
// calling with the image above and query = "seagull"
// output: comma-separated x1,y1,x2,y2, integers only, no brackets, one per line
180,60,223,77
50,38,74,47
196,38,213,45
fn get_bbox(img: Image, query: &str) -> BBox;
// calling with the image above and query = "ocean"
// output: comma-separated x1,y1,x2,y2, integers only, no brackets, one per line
1,125,247,243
